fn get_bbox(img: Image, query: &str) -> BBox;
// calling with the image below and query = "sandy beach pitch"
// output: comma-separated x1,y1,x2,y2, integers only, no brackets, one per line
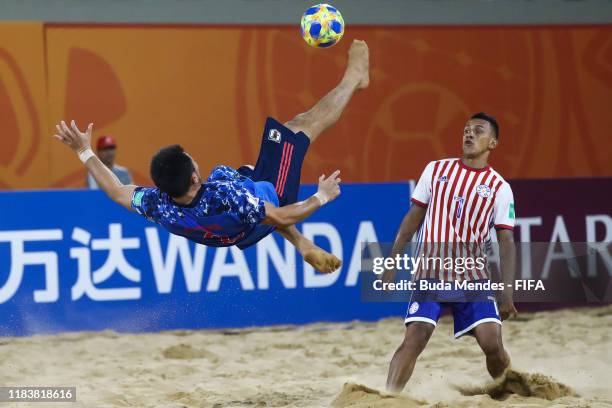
1,305,611,407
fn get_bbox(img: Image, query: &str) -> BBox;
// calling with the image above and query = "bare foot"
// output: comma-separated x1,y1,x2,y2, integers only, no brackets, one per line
344,39,369,90
304,247,342,273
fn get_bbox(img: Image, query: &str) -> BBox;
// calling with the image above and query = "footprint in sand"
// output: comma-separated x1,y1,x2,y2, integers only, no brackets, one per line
162,344,219,362
455,369,576,401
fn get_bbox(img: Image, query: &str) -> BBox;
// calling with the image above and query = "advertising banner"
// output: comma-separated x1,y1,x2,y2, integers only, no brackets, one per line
0,183,410,336
1,178,610,336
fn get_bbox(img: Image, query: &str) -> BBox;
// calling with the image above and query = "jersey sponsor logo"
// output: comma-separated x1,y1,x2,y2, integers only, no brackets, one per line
133,191,144,206
476,184,492,198
409,302,419,314
268,129,282,143
509,202,515,219
438,175,448,182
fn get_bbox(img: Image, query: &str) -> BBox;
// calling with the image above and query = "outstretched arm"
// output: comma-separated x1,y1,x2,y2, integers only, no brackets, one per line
262,170,341,228
53,120,138,211
276,225,341,273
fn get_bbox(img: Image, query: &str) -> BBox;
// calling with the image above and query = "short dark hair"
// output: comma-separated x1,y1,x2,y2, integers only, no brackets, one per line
470,112,499,139
150,144,194,198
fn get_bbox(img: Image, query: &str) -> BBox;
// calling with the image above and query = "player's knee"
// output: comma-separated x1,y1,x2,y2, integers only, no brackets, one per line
285,113,317,136
286,112,310,127
480,338,504,358
402,324,433,352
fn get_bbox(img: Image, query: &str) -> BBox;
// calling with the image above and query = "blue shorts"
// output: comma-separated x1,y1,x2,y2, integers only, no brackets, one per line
405,298,501,338
238,117,310,207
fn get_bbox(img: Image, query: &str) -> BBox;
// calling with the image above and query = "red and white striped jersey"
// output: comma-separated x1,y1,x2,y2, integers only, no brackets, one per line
411,158,515,281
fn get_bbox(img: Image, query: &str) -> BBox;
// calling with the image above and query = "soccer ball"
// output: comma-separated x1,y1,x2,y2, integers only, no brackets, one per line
300,4,345,48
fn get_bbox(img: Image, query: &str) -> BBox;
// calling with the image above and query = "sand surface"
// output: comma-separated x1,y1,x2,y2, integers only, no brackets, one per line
1,306,611,407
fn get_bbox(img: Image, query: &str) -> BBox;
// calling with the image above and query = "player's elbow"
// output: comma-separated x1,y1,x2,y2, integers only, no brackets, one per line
110,195,127,209
263,210,293,228
107,188,131,210
497,230,516,256
497,229,515,243
397,228,412,243
268,215,293,228
106,191,119,203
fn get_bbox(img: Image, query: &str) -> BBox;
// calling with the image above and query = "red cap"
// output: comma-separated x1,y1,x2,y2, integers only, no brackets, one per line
97,135,117,150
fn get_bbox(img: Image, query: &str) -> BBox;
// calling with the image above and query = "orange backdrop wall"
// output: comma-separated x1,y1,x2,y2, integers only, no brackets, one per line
1,23,611,189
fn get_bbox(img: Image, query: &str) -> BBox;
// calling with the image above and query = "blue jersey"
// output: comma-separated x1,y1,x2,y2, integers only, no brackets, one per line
131,165,278,249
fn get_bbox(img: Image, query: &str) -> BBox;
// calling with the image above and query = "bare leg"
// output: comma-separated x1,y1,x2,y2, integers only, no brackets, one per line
386,322,435,393
473,322,510,378
284,39,369,143
276,225,341,273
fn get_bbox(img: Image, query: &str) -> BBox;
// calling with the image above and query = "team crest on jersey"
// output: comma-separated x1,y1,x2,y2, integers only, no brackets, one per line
409,302,419,314
438,175,448,182
476,184,492,198
268,129,282,143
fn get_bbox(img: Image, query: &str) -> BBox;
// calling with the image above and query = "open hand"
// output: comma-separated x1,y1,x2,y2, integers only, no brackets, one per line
498,295,518,321
53,120,93,153
317,170,341,204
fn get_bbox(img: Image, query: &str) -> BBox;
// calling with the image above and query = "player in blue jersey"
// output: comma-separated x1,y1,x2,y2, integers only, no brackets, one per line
53,40,369,273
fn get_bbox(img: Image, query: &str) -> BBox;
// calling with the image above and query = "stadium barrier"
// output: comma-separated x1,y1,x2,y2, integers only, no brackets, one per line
1,179,610,336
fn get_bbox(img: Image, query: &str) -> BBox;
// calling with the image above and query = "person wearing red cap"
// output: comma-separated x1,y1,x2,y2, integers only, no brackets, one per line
87,135,133,189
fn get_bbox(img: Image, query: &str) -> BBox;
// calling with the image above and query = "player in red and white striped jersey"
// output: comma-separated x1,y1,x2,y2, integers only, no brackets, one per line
411,155,514,281
386,113,517,393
